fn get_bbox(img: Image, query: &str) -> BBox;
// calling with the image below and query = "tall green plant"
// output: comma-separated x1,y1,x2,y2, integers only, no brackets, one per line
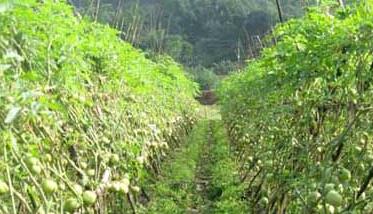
0,1,198,213
218,1,373,213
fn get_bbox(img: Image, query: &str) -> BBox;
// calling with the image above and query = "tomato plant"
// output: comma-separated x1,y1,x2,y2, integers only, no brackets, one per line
0,1,198,213
218,2,373,213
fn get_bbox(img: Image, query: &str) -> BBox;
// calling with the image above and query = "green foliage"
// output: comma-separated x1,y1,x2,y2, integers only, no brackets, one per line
189,66,220,90
141,121,208,214
72,0,306,67
218,1,373,213
143,119,248,213
212,60,240,76
0,0,198,213
209,121,248,213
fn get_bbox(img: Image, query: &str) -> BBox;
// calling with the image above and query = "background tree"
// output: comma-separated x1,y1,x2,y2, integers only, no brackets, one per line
71,0,308,88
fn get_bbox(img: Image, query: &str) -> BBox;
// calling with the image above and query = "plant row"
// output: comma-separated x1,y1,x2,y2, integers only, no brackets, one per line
0,1,198,213
218,2,373,213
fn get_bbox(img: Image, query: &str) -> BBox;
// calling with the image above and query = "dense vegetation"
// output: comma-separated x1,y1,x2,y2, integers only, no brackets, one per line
3,0,373,213
0,1,198,213
68,0,312,89
218,1,373,213
71,0,308,67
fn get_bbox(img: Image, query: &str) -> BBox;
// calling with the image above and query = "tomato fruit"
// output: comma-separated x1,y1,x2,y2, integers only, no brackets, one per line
42,179,58,194
64,198,81,212
83,191,97,205
325,190,343,207
0,180,9,194
339,168,351,182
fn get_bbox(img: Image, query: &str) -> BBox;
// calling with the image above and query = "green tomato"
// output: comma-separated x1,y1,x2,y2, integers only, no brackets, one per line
59,182,66,191
30,164,42,174
325,190,343,207
87,169,95,177
72,184,83,195
80,162,88,169
366,154,373,161
119,182,129,194
121,178,130,186
83,191,97,206
110,154,120,164
324,183,335,193
108,181,129,193
0,180,9,194
307,191,321,204
354,146,362,153
25,157,39,167
108,182,120,192
259,197,269,206
42,179,58,194
45,154,53,163
317,147,323,153
359,163,365,171
339,168,351,182
82,175,89,186
64,198,81,212
131,186,140,192
326,204,335,214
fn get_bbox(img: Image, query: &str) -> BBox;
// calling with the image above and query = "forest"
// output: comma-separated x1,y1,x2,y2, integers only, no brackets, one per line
1,0,373,213
70,0,310,88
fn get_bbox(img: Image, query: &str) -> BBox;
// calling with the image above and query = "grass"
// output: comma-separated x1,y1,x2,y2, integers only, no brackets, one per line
139,121,209,213
139,119,249,214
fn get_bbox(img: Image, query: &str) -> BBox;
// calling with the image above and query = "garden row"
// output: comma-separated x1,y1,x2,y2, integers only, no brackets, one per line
218,2,373,213
0,1,198,213
140,120,247,213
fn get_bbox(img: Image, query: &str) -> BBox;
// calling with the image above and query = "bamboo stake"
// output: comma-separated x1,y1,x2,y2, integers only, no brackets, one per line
275,0,284,23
